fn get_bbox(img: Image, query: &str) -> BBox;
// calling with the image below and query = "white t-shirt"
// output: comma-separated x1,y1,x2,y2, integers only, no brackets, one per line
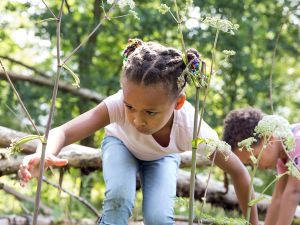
103,90,219,161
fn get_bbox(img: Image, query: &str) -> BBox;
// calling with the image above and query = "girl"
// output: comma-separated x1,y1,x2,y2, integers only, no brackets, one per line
19,39,258,225
223,107,300,225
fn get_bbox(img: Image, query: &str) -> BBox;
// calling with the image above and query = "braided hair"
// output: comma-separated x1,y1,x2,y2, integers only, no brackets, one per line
122,39,202,99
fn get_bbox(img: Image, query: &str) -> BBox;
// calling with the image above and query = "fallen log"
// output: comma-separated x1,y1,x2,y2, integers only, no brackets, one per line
0,71,105,103
2,126,300,218
0,126,209,176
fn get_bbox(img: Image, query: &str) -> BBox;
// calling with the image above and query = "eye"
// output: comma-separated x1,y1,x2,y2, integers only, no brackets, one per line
146,111,157,116
125,104,134,111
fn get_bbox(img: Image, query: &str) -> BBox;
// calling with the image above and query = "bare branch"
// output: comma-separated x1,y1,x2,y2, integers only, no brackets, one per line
0,70,105,103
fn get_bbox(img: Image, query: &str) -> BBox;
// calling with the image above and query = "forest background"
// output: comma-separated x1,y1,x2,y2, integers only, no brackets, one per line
0,0,300,223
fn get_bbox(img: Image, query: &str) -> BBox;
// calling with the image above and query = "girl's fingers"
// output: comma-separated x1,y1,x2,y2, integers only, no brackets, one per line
46,155,68,167
18,154,68,186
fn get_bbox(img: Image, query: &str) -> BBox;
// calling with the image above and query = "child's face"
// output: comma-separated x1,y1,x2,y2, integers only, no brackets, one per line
122,79,179,135
234,138,282,169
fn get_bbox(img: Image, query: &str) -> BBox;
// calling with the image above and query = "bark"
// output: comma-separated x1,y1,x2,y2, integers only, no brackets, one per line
0,126,209,176
0,71,104,103
2,126,300,217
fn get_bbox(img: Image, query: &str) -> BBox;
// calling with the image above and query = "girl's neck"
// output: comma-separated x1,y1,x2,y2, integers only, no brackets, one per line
152,113,174,147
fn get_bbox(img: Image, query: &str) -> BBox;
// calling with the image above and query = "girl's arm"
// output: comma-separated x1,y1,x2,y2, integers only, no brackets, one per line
213,151,259,225
275,175,300,225
264,174,287,225
45,101,110,155
19,102,110,185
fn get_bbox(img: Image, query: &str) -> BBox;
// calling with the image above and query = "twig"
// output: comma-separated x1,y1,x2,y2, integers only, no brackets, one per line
0,60,41,137
0,182,53,215
33,1,65,224
42,177,101,217
62,3,117,65
41,0,58,20
198,150,217,225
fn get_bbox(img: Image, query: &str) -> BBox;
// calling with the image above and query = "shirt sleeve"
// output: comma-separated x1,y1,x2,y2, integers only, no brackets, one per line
103,90,125,125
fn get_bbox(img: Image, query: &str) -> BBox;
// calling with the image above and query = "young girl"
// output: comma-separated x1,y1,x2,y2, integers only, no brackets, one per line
223,107,300,225
19,39,258,225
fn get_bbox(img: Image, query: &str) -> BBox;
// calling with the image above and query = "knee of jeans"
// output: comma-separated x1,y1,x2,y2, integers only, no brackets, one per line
143,211,174,225
104,191,135,213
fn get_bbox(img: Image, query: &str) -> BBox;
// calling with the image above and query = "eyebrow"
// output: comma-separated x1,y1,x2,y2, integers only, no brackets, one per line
123,101,158,111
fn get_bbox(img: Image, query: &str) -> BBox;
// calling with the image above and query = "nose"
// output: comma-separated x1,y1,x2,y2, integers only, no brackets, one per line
133,114,146,127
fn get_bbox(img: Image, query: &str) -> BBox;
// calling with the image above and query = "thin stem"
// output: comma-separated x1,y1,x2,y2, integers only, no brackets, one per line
261,172,288,195
0,60,41,137
188,87,200,225
197,30,219,137
41,0,58,20
189,29,219,225
32,1,65,224
246,136,271,223
198,150,217,225
42,177,100,217
62,3,116,65
174,0,187,62
110,14,132,19
168,9,179,23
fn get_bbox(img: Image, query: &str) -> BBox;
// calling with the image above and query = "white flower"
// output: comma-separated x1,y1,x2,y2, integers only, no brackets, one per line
200,139,231,160
222,50,236,56
158,4,170,14
107,0,135,9
238,137,257,152
255,115,295,151
201,16,239,34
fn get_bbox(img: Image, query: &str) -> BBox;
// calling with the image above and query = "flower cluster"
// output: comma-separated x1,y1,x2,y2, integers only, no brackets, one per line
222,49,236,61
107,0,135,9
202,16,239,34
254,115,295,152
6,135,45,157
200,138,231,160
158,4,170,14
238,137,257,152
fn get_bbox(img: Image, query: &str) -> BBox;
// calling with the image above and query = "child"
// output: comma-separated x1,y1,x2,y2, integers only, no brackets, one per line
19,39,258,225
223,107,300,225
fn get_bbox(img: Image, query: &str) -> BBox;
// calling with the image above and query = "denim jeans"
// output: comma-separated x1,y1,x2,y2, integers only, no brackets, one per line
98,136,180,225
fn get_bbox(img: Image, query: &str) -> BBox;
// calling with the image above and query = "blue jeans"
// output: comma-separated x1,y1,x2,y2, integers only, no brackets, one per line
98,136,180,225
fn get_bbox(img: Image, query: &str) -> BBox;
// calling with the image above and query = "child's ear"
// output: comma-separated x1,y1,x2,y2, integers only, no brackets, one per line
175,94,186,110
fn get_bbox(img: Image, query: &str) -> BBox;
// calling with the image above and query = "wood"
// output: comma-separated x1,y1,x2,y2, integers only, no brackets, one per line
1,126,300,218
0,126,209,176
0,71,104,103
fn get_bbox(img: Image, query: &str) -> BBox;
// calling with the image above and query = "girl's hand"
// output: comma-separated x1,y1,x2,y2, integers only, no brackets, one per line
18,153,68,187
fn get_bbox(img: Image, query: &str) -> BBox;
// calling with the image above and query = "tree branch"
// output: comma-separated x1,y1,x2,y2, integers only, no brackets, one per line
0,71,105,103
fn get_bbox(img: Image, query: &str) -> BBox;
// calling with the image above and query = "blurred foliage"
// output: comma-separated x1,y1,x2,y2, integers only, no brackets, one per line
0,0,300,223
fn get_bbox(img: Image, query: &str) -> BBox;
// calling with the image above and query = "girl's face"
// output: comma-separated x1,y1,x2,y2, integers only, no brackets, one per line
122,79,179,136
234,137,283,169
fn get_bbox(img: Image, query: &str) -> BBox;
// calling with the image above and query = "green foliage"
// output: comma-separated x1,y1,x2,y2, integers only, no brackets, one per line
1,0,300,223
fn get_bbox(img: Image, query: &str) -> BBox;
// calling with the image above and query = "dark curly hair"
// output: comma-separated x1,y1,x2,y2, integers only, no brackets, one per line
222,107,265,151
122,40,200,99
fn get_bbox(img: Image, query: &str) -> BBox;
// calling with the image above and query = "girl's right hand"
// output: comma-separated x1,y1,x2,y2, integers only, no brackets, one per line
18,153,68,187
